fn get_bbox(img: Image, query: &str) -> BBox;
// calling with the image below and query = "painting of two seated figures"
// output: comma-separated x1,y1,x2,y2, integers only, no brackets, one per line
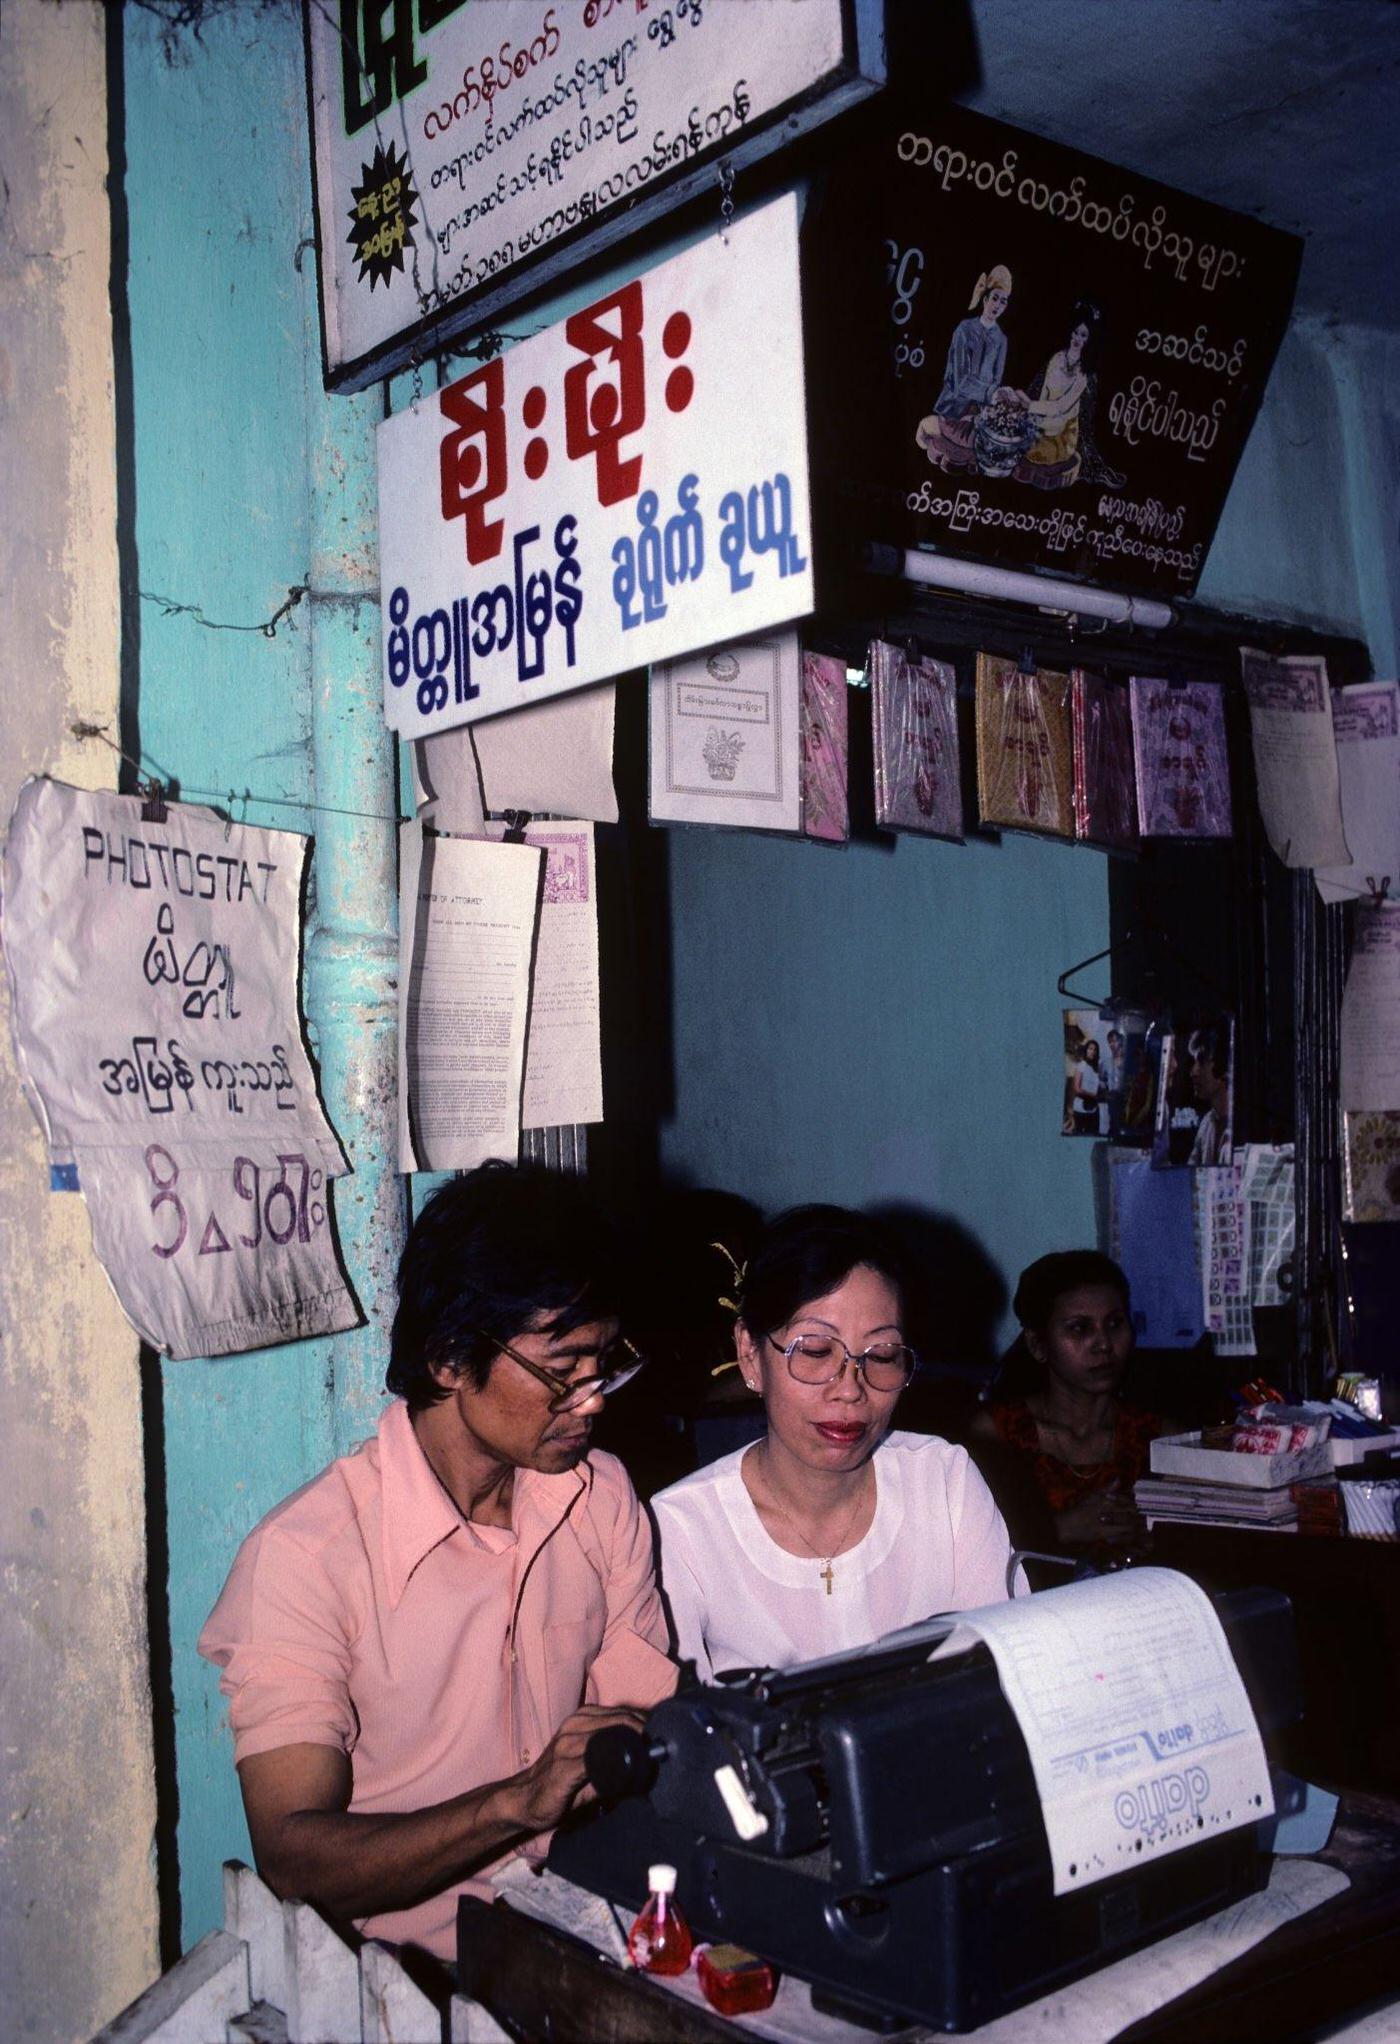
916,263,1125,492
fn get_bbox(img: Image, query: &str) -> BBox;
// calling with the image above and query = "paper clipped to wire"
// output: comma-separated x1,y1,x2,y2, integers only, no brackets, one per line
869,640,964,840
974,654,1074,839
799,651,850,844
484,820,604,1132
1315,681,1400,905
472,683,619,825
649,630,802,832
397,822,542,1171
0,778,358,1359
1239,648,1348,870
1340,903,1400,1112
1071,669,1138,851
412,722,488,834
931,1569,1273,1897
1129,677,1232,838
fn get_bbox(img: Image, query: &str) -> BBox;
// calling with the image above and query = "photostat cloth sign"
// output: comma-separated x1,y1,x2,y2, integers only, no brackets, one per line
1,778,359,1359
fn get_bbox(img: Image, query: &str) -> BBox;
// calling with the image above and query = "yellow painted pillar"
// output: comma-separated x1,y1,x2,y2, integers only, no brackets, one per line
0,2,160,2034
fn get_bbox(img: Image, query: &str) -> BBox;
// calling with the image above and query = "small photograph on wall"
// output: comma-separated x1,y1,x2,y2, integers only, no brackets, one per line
1151,1017,1236,1167
1062,1007,1152,1139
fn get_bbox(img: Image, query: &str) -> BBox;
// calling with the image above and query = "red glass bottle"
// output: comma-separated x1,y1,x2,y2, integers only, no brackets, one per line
626,1863,693,1976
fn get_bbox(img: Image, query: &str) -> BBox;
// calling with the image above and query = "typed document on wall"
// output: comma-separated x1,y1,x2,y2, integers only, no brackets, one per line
397,822,542,1171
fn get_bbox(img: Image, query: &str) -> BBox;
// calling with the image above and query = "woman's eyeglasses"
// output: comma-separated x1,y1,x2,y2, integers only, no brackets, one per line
473,1330,646,1414
768,1332,916,1392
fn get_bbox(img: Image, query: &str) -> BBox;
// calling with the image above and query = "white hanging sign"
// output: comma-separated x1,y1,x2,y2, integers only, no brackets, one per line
377,193,814,740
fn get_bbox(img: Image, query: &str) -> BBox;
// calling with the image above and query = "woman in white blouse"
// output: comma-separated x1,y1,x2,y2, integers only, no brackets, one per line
651,1206,1016,1679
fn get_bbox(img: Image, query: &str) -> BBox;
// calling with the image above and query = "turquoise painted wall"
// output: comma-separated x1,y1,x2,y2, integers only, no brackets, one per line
123,5,400,1947
658,812,1108,1333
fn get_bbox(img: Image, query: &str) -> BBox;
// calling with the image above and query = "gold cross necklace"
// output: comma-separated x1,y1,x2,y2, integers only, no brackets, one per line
757,1469,873,1595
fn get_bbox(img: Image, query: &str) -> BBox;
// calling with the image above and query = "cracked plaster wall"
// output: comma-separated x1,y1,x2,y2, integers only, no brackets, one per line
0,4,160,2039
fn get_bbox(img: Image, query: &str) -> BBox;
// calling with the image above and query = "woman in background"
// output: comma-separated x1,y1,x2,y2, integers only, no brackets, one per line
652,1205,1015,1678
967,1251,1174,1552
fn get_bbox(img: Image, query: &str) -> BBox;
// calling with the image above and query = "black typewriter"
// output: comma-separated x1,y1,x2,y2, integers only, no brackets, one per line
547,1583,1300,2033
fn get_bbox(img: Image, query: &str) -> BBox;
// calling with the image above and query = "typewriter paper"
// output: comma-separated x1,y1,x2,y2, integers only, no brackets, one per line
1240,649,1348,869
1315,682,1400,905
0,778,356,1358
935,1569,1272,1897
485,822,603,1131
649,632,801,833
870,641,964,840
397,822,542,1171
1340,904,1400,1111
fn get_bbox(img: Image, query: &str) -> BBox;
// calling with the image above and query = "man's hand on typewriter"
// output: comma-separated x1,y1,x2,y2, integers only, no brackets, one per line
518,1704,649,1829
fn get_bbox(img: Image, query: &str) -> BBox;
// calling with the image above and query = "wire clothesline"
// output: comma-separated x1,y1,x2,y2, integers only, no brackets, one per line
69,718,1393,906
72,723,406,829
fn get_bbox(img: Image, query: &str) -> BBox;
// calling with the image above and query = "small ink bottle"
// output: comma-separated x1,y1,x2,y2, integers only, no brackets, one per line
626,1863,693,1976
697,1943,779,2016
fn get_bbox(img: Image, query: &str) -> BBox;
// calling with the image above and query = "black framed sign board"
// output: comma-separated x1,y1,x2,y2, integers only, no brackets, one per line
805,102,1302,600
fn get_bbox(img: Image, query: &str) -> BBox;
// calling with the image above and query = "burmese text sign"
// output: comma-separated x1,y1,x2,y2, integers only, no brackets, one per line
378,194,814,739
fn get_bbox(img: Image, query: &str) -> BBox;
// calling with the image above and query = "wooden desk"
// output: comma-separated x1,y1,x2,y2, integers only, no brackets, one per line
1117,1792,1400,2043
459,1796,1400,2043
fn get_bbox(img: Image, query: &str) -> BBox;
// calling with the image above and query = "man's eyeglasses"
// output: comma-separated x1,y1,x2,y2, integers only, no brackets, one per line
768,1332,916,1392
474,1329,646,1414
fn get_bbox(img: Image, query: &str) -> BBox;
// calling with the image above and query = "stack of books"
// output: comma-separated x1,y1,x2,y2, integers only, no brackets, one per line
1135,1476,1298,1531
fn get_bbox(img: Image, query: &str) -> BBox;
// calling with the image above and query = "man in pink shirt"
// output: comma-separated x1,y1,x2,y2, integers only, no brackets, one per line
199,1162,676,1962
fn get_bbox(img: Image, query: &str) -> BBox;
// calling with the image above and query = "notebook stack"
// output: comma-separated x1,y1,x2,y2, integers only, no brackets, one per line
1134,1475,1298,1531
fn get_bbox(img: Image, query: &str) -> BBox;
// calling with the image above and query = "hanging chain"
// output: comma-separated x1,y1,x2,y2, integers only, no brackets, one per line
717,158,735,242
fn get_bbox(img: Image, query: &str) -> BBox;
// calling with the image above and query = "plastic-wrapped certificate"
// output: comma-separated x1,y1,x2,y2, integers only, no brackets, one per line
975,653,1074,838
869,640,964,840
1130,676,1233,838
1072,669,1138,851
800,651,850,844
649,631,802,833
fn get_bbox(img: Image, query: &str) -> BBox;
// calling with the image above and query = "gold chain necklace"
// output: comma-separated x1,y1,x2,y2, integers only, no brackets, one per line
757,1472,872,1596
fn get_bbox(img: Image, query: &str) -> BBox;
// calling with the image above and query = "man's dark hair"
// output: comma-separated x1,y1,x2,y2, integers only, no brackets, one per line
739,1204,909,1342
1188,1025,1229,1079
387,1161,626,1411
1013,1250,1130,1335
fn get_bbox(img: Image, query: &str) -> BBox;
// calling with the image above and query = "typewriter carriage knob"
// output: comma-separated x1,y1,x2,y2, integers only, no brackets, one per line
585,1724,667,1803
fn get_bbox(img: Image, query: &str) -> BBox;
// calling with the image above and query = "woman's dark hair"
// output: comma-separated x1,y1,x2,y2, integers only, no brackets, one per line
993,1250,1132,1401
635,1186,764,1400
1066,296,1105,367
739,1204,909,1342
1013,1250,1130,1334
387,1161,625,1411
